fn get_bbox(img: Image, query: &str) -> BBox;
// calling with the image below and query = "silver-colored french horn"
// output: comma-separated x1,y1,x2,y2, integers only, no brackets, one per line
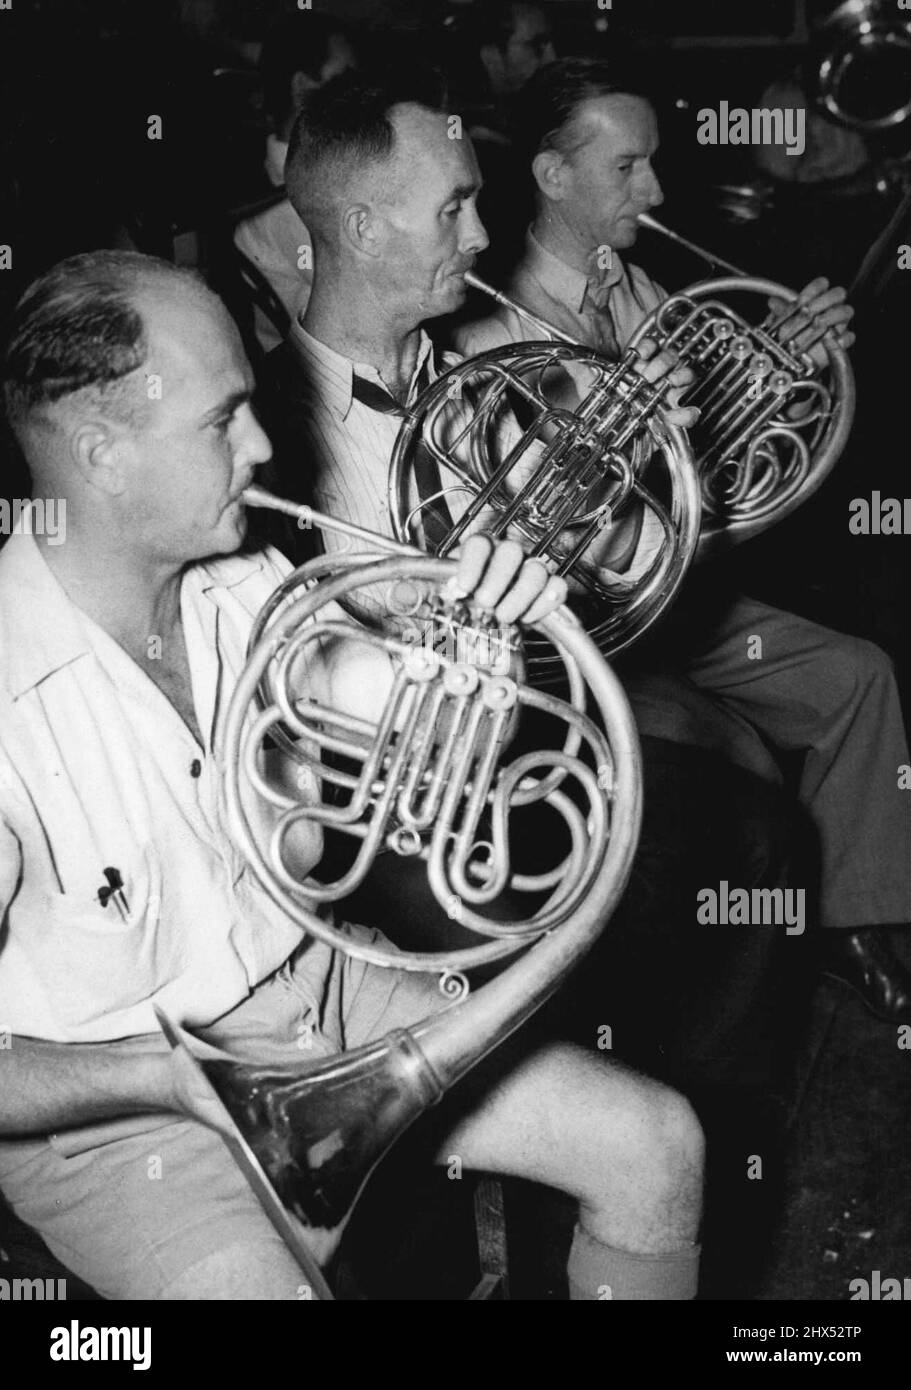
631,213,856,556
388,271,703,675
158,486,643,1299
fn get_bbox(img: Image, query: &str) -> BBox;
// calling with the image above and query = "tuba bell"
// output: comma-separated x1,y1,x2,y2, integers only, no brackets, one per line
811,0,911,133
630,213,856,557
157,486,643,1298
387,271,703,678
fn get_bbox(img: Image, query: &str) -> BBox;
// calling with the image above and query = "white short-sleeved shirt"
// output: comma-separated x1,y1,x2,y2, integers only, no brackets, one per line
0,533,347,1043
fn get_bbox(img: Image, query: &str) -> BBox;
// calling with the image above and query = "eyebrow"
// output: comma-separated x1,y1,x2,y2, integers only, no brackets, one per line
441,181,481,206
200,389,251,426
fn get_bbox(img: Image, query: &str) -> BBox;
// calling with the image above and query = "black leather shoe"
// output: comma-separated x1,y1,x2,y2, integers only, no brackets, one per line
821,929,911,1023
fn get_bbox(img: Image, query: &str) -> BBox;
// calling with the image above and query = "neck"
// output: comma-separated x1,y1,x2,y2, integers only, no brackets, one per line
532,205,596,278
302,263,424,399
38,525,185,661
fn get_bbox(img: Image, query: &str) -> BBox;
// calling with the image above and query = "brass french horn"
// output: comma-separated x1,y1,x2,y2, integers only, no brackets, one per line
388,271,703,677
630,213,856,556
157,487,643,1298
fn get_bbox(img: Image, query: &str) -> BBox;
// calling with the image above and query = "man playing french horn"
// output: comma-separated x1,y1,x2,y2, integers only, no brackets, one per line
264,62,799,1079
0,250,704,1301
453,58,911,1024
265,66,700,590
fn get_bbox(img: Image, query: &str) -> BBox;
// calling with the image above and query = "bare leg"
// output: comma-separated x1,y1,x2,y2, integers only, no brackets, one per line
434,1040,703,1296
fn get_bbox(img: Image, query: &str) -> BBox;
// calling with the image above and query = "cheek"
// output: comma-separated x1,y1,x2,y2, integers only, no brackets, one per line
598,177,626,211
387,226,436,287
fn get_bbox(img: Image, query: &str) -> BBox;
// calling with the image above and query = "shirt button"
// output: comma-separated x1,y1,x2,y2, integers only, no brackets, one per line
190,759,203,778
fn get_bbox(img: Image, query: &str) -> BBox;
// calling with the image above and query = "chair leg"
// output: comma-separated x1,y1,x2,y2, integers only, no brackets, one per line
469,1175,510,1301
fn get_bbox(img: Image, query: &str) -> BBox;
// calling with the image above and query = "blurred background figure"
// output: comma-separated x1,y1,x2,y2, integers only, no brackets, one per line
754,68,870,185
445,2,558,283
475,1,557,117
233,12,358,352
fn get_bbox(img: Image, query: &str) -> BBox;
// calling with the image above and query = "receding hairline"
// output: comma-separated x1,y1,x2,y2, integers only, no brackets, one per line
556,91,657,158
12,268,225,445
294,99,474,236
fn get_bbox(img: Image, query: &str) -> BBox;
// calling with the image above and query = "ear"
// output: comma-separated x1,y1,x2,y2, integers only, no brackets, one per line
532,148,568,202
70,420,129,498
340,203,382,259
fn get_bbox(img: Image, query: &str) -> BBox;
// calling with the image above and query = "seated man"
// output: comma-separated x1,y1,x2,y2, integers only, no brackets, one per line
454,58,911,1025
0,249,703,1301
263,66,798,1089
233,12,356,353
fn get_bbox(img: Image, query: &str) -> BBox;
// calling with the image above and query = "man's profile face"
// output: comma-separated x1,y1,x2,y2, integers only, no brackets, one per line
500,4,556,93
553,95,663,252
375,105,489,323
121,287,271,565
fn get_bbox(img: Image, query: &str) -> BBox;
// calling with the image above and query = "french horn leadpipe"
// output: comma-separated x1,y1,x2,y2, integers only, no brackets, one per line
636,212,748,278
242,482,418,557
464,270,582,345
158,484,643,1294
631,212,856,553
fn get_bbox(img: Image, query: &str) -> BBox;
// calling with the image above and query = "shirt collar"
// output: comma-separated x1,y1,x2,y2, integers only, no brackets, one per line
0,533,92,699
0,531,264,701
289,320,437,422
523,227,627,315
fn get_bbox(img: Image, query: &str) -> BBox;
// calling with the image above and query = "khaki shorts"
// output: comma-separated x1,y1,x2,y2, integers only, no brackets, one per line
0,926,447,1299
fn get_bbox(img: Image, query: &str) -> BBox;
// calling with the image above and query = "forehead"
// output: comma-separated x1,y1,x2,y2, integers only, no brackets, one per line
571,94,658,156
138,285,248,411
388,104,481,197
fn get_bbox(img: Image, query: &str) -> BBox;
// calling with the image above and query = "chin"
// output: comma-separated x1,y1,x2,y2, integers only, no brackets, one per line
611,224,640,251
425,283,465,320
212,510,247,556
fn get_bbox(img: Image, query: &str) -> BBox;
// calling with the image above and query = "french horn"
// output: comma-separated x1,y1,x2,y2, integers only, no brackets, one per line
388,270,703,677
157,486,643,1299
631,212,856,556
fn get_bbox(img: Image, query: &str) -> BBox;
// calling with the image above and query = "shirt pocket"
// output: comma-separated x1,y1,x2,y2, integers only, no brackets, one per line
27,870,166,1031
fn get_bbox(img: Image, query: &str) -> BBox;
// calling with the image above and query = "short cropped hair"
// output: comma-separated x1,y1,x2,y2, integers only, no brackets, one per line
512,58,648,166
284,65,449,237
2,250,201,436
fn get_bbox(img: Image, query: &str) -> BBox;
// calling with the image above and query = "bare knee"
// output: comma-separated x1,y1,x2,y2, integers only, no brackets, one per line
576,1065,704,1252
643,1085,705,1201
545,1045,704,1202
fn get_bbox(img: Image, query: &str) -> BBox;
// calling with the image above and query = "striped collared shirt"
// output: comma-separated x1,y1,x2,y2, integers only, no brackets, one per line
455,228,666,359
282,320,448,553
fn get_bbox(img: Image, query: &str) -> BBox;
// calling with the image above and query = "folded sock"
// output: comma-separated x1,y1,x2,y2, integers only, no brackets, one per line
567,1223,700,1300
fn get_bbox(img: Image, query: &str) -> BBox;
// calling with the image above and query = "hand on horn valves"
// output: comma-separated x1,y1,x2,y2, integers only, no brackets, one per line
453,535,568,628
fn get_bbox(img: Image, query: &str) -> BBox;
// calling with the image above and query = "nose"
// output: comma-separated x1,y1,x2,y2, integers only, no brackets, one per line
461,203,490,257
236,403,273,472
643,164,664,209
